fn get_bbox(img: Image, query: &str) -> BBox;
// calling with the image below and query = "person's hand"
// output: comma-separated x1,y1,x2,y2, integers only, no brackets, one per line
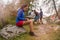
25,18,29,21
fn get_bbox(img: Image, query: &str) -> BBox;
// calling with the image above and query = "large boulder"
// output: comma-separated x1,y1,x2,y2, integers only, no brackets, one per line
0,25,26,39
55,19,60,25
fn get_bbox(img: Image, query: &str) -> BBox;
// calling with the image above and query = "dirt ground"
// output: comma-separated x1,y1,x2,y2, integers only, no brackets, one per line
34,24,60,40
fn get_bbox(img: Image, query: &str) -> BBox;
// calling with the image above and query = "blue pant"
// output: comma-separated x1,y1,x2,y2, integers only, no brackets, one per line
34,16,39,22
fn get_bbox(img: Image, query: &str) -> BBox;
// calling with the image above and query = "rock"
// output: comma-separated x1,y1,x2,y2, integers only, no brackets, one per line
55,19,60,25
42,19,47,24
26,15,35,19
53,26,60,31
0,25,26,39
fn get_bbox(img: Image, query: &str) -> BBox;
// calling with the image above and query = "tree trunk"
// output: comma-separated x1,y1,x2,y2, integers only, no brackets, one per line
52,0,58,18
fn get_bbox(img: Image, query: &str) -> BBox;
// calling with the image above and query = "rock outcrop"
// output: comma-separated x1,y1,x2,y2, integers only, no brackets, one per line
0,25,26,39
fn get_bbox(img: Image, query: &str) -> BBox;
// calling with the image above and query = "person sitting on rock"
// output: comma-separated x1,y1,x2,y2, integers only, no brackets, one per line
16,4,36,36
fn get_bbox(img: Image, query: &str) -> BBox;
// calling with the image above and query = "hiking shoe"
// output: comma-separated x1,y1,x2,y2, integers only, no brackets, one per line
29,32,36,36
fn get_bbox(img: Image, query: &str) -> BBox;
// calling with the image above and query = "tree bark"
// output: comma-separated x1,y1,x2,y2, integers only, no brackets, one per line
52,0,58,18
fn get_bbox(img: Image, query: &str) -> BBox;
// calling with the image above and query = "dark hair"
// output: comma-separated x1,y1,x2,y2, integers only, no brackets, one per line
40,8,42,10
21,4,28,9
34,10,38,16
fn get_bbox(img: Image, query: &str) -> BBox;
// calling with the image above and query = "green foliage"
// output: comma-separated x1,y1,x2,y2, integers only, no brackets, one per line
0,36,4,40
8,33,35,40
5,16,16,25
49,30,60,40
0,23,3,29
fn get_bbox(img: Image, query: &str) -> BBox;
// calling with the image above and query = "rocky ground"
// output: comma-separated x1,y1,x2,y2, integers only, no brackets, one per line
34,24,60,40
0,19,60,40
